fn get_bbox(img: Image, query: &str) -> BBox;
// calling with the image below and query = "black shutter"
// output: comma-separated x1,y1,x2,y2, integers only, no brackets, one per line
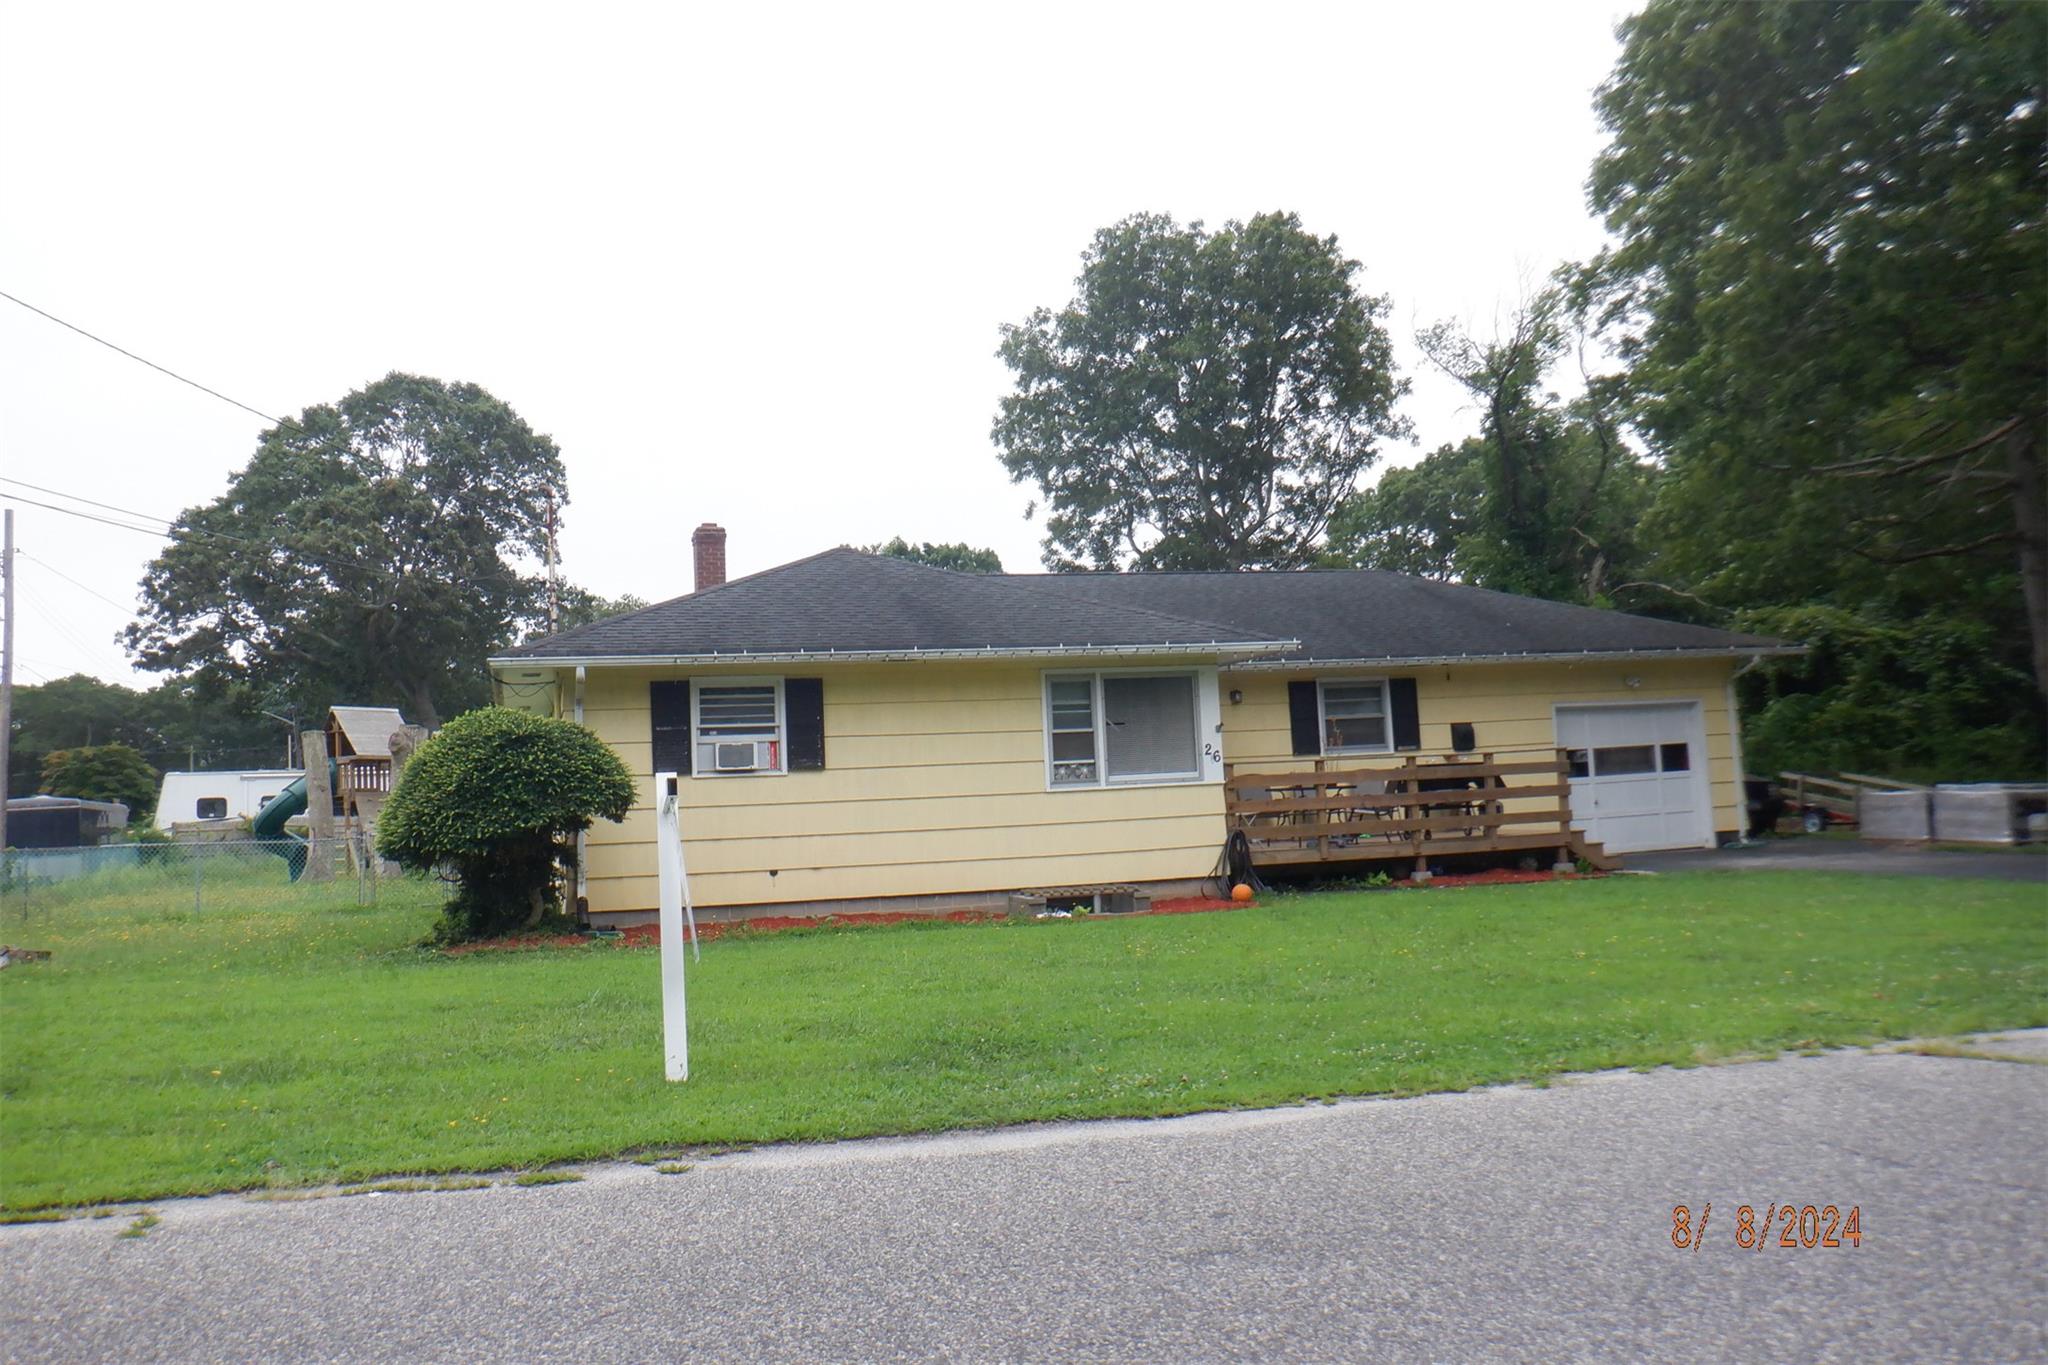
1287,681,1321,756
649,680,691,776
1389,677,1421,751
786,677,825,771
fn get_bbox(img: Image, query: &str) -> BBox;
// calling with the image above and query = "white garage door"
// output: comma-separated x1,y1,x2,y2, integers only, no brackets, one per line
1556,702,1713,854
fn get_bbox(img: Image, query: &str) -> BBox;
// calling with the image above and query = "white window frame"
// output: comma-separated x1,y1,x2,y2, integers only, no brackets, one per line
1317,677,1393,755
690,676,788,778
1041,668,1219,791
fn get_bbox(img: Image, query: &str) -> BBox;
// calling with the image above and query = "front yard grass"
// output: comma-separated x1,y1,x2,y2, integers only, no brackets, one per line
2,871,2042,1209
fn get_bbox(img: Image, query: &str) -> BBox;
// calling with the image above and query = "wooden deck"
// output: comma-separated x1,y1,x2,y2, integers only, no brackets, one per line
1224,751,1616,876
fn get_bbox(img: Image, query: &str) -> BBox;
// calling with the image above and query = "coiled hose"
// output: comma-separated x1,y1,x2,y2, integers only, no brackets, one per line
1212,828,1269,898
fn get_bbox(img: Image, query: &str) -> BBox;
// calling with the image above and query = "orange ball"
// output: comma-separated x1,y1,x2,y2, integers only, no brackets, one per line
1231,883,1254,903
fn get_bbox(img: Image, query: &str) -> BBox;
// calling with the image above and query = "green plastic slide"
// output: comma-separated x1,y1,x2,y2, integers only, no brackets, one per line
251,762,336,881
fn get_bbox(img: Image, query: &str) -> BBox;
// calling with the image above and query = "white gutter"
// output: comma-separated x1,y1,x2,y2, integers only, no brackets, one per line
1221,645,1806,671
489,640,1300,669
572,665,587,916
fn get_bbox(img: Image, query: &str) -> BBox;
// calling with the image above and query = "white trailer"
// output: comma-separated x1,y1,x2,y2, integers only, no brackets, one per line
154,770,303,831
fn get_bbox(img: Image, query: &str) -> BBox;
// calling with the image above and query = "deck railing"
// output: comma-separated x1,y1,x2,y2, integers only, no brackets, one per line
1223,750,1613,873
338,757,393,795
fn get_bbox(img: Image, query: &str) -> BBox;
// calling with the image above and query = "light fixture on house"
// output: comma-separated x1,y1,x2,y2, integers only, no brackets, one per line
1228,689,1243,704
1623,674,1643,689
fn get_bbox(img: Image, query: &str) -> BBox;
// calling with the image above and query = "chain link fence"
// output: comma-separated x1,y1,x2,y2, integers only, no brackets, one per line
1,836,449,919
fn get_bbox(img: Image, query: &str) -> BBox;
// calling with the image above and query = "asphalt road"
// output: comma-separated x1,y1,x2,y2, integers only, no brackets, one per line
5,1038,2044,1363
1633,838,2048,882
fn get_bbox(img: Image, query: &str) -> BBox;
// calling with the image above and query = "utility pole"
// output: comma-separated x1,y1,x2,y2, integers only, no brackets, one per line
1,507,13,855
544,486,560,636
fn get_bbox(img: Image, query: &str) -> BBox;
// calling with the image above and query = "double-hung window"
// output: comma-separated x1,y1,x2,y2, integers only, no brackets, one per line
693,680,785,775
1045,672,1200,788
1320,679,1390,753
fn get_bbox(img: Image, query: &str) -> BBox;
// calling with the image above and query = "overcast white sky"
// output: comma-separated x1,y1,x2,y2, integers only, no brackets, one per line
1,0,1632,689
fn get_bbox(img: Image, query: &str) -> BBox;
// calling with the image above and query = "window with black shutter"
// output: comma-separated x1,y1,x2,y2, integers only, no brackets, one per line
1296,676,1422,754
1388,677,1421,751
786,677,825,771
649,680,691,776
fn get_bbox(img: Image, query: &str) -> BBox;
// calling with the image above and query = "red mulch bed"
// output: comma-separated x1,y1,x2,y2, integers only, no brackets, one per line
443,868,1595,953
1414,867,1592,888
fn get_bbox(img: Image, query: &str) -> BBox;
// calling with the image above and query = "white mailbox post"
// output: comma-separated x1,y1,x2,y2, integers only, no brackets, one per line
654,772,700,1082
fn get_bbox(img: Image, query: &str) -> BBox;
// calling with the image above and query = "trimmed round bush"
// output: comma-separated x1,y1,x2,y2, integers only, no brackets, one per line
378,707,634,942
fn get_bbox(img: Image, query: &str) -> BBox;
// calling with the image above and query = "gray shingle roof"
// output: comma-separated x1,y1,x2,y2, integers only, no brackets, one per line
998,569,1787,663
495,549,1289,661
494,549,1789,665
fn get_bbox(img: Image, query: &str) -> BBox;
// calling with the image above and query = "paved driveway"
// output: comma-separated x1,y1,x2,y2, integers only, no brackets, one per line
1633,837,2048,881
5,1038,2044,1362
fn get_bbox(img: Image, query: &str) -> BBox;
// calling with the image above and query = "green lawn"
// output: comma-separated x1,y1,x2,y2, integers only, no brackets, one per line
2,871,2043,1209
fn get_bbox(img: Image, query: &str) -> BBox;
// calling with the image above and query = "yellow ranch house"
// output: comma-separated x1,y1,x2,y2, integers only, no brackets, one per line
490,526,1795,925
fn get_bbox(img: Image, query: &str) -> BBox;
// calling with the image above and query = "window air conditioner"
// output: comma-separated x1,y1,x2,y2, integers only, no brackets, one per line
714,740,771,772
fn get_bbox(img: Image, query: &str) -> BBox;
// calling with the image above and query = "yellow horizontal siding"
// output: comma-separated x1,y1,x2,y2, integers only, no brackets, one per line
576,660,1223,914
1220,659,1743,834
556,653,1745,915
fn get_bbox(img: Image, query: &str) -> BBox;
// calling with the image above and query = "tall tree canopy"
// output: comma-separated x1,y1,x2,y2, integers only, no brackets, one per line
5,674,281,799
994,212,1408,570
40,744,159,823
866,537,1004,573
1323,439,1487,583
126,373,566,727
545,588,650,637
1328,294,1659,605
1583,0,2047,702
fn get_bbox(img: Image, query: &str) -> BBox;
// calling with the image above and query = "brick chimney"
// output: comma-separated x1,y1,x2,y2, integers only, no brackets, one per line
691,523,727,593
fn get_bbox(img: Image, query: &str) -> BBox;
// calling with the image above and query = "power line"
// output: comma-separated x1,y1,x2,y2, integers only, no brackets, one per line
0,288,291,430
0,491,169,539
17,550,138,615
0,482,533,602
17,582,130,675
1,476,176,530
0,294,548,599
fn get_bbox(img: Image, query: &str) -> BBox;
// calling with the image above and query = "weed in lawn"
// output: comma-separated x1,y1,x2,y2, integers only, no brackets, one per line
339,1178,492,1196
511,1171,582,1187
117,1212,161,1239
653,1163,693,1175
0,1209,69,1224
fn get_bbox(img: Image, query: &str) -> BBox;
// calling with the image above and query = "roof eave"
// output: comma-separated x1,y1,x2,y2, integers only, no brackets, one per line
490,639,1302,670
1221,644,1806,671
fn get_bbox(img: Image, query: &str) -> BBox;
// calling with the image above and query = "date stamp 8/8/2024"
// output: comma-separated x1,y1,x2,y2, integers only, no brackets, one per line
1671,1203,1863,1252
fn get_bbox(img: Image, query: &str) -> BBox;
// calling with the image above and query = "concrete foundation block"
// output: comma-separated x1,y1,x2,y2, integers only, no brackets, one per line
1933,788,2020,844
1859,790,1932,842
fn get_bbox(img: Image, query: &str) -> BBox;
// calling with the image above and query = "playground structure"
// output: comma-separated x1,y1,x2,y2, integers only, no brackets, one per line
250,707,427,881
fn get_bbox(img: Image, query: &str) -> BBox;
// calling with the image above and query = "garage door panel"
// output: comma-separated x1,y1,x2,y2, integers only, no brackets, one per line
1557,702,1712,853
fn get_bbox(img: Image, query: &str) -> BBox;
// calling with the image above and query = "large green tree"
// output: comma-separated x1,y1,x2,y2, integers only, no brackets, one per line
1583,1,2047,701
126,374,566,727
994,212,1409,570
